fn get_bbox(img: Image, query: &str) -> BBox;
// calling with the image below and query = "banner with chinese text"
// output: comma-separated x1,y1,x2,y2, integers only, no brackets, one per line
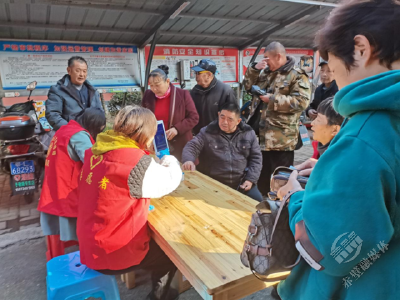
145,46,239,85
0,41,140,89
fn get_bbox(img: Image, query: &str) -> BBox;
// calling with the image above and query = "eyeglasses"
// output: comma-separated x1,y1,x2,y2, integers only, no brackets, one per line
195,71,209,75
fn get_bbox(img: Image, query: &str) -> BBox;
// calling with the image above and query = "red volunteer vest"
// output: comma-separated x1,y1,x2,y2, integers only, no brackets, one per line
38,120,94,217
77,147,150,270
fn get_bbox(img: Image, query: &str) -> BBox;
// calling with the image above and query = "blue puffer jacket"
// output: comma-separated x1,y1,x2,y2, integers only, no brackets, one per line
45,75,103,130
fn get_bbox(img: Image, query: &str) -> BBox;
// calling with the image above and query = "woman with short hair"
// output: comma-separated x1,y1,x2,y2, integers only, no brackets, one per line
77,106,182,300
276,1,400,299
142,65,199,161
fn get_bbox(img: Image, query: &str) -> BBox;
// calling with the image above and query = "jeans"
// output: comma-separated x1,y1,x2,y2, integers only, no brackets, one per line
98,239,178,300
240,184,263,202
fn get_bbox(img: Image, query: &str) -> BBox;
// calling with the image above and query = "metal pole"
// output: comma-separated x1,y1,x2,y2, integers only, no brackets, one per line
240,36,269,104
144,31,160,92
249,35,269,65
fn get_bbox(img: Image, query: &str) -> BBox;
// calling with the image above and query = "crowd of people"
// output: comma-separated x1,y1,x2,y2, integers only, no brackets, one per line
36,0,399,299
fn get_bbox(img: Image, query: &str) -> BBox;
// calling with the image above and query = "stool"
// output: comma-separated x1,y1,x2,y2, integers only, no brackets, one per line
46,251,121,300
311,140,320,160
46,235,79,261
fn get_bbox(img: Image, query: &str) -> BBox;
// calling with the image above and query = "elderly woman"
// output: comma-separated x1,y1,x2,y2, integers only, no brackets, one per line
275,1,400,300
77,106,182,300
38,108,105,243
142,65,199,161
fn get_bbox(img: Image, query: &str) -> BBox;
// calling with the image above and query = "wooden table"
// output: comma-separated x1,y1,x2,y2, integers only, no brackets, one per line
148,171,280,300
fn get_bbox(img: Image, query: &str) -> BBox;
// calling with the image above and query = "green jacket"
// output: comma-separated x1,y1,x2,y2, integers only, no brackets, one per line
244,56,311,151
278,70,400,299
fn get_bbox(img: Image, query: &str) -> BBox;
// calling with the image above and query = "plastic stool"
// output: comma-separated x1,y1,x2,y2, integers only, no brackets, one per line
46,251,120,300
311,140,320,160
46,235,79,261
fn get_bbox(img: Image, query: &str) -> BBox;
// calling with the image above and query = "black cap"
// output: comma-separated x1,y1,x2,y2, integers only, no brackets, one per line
191,59,217,74
319,60,328,67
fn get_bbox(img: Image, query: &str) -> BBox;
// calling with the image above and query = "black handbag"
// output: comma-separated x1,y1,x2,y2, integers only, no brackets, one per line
240,167,308,281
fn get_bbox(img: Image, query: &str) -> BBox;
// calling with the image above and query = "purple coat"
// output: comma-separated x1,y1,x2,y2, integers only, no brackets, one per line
142,84,199,162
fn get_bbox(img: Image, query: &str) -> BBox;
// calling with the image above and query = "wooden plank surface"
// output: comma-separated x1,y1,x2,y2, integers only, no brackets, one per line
148,171,279,298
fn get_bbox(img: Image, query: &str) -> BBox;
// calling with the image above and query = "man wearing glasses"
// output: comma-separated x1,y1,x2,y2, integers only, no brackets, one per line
190,59,237,135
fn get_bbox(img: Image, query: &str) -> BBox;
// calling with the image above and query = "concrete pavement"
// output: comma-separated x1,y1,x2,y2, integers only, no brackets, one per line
0,235,276,300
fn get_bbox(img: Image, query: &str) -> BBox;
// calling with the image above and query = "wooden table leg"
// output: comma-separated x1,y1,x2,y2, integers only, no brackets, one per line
172,269,192,294
122,271,136,289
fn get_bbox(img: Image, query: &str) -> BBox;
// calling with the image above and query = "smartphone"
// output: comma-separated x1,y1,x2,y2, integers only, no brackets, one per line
153,121,170,159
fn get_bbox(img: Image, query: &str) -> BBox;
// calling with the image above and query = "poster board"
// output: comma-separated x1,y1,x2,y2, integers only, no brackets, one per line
0,41,140,90
145,45,239,87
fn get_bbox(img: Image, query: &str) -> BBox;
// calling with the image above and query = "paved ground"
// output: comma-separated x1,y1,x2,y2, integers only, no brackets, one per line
0,236,276,300
0,143,313,300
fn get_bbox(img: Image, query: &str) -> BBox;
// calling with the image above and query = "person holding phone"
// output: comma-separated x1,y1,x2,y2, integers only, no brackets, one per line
276,1,400,299
77,106,183,300
142,65,199,162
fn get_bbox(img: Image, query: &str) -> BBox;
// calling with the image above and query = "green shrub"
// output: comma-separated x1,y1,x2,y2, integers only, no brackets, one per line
108,92,142,116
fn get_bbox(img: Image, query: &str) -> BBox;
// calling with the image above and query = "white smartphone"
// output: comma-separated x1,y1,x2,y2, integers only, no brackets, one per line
153,121,170,159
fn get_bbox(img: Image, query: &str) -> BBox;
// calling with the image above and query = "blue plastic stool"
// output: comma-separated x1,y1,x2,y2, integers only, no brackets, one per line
46,251,121,300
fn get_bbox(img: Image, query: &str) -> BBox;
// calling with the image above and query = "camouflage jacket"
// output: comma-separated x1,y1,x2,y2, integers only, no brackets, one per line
244,56,311,151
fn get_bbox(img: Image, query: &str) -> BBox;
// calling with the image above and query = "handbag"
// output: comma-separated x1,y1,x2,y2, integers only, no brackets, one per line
240,167,307,281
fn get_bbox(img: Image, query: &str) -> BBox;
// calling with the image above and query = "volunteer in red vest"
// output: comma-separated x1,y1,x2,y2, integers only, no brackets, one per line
38,108,106,241
77,105,182,300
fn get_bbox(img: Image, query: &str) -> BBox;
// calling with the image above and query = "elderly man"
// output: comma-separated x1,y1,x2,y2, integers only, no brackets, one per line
46,56,103,131
306,61,339,120
244,42,311,195
182,102,263,201
190,59,237,135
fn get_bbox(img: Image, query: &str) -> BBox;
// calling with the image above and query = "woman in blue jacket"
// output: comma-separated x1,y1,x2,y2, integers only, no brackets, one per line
276,1,400,299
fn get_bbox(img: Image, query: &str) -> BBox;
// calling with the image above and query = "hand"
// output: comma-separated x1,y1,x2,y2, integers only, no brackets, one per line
308,109,318,120
182,161,196,171
294,158,318,176
277,170,303,200
255,59,268,70
240,180,253,191
259,93,272,103
166,127,178,140
160,155,179,167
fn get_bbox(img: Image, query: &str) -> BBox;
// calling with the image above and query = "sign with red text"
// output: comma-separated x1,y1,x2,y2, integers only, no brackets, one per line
243,48,314,76
145,46,239,84
0,41,140,89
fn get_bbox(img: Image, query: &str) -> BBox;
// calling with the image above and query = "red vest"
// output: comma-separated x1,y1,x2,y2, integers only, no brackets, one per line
77,147,150,270
38,120,94,217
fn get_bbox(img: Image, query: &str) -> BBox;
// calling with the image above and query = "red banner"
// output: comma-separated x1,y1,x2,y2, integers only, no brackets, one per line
145,46,239,83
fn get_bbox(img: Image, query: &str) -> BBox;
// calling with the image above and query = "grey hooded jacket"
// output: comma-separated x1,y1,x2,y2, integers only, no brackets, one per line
45,75,103,130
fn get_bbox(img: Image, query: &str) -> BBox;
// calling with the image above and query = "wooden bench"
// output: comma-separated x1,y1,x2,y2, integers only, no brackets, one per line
148,171,282,300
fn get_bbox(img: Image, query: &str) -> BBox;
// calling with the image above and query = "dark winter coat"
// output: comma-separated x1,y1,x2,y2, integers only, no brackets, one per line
190,77,237,135
45,75,103,131
142,83,199,162
306,80,339,117
182,120,262,189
